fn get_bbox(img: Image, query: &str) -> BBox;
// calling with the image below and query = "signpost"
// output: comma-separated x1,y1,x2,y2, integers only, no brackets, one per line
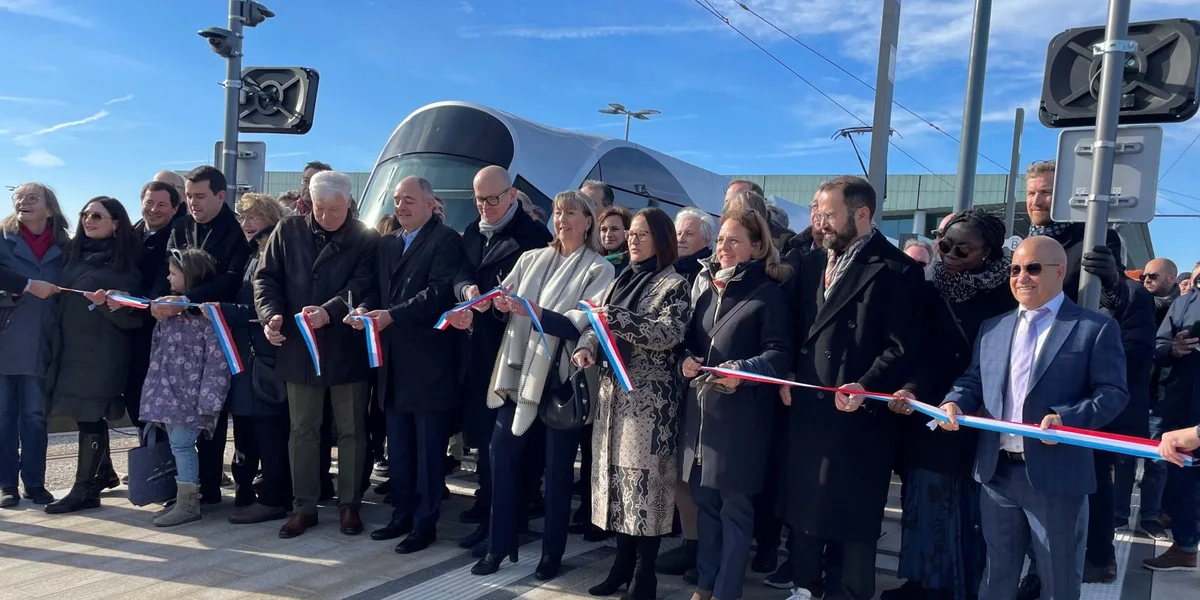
1051,124,1163,225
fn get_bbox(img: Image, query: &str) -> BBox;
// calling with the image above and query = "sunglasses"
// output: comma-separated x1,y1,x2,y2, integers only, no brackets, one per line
1008,262,1060,278
1142,273,1161,282
937,238,972,259
80,211,110,223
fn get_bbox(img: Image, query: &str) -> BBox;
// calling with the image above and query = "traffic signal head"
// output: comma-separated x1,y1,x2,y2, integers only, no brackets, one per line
198,27,238,59
239,1,274,28
238,67,320,135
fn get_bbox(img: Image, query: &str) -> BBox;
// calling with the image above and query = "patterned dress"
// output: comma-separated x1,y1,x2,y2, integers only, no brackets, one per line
584,267,692,536
138,312,232,436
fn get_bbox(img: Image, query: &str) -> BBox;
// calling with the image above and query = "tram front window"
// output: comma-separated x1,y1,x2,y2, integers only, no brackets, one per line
358,154,491,232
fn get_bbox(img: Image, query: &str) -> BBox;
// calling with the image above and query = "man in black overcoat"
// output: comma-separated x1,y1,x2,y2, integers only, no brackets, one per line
354,175,465,555
783,176,924,600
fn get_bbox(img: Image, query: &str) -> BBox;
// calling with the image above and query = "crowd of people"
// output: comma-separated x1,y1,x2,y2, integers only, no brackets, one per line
1,158,1199,600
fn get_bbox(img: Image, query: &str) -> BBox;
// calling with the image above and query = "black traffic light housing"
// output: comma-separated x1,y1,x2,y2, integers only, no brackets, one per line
1039,18,1200,128
238,67,320,134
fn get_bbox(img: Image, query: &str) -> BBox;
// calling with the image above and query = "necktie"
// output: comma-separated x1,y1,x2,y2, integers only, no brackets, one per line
1010,307,1050,406
824,250,838,290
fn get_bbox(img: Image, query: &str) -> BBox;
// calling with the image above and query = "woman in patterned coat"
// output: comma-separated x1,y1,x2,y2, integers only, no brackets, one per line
574,207,692,600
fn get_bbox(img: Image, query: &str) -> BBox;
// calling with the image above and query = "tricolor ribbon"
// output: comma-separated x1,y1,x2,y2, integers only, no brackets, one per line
699,366,1194,467
579,299,634,392
349,315,383,368
294,312,322,376
506,291,550,357
201,304,244,375
105,292,153,310
434,287,506,330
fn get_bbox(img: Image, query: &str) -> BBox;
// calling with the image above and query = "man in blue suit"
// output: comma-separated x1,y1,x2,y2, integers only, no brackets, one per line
940,236,1128,600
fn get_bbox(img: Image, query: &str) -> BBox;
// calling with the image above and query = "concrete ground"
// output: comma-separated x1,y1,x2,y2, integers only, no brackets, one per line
0,428,1189,599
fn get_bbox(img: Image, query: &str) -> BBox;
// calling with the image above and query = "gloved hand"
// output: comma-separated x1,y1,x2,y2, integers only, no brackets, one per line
1082,245,1120,290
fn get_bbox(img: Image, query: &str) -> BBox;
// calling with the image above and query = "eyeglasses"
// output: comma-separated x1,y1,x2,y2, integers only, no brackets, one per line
80,211,110,223
625,230,652,242
1008,262,1060,278
812,211,839,225
1142,273,1161,282
12,193,42,205
937,238,973,259
472,187,511,207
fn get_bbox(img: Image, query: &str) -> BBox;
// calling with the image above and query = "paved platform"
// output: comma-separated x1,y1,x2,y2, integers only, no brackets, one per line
0,429,1187,599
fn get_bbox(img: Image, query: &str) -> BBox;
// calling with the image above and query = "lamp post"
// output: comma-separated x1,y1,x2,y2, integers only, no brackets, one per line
597,103,660,141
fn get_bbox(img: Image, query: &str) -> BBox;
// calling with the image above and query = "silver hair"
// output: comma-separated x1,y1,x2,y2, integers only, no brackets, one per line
903,238,934,257
309,170,354,204
765,204,789,229
675,207,717,250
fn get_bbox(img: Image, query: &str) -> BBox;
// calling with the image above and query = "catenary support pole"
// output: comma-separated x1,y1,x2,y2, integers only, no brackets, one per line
868,0,901,226
952,0,993,214
1004,108,1025,238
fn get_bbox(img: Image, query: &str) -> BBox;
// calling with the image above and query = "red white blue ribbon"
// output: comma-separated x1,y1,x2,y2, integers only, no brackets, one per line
699,366,1194,467
294,312,322,376
579,299,634,392
106,292,153,309
201,304,244,375
506,291,550,357
434,287,506,330
349,315,383,368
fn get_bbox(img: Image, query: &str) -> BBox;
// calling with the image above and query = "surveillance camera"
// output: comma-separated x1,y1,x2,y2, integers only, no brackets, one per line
198,27,238,58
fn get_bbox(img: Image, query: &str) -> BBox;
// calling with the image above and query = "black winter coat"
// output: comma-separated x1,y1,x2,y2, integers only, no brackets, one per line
375,218,465,413
674,247,713,287
46,251,143,423
679,261,792,494
1102,280,1157,437
157,204,251,303
126,216,186,407
452,209,552,444
786,233,925,542
900,279,1016,476
222,228,286,418
254,215,379,387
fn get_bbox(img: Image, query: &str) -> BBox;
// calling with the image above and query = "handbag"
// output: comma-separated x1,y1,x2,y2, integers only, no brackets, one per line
250,351,287,405
126,425,178,506
539,340,593,430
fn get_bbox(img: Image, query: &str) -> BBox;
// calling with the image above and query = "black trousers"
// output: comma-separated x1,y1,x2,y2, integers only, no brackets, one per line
197,407,229,500
388,409,455,535
1085,451,1117,566
574,424,594,521
231,414,292,507
794,533,873,600
366,391,387,464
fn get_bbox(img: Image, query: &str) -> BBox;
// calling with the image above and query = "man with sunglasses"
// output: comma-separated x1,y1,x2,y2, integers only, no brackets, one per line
941,235,1128,600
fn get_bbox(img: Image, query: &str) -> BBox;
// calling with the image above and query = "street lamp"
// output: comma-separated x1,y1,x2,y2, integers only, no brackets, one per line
597,103,660,141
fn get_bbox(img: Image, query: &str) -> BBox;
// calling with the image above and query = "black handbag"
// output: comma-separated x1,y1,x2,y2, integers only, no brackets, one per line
126,426,178,506
539,341,592,430
250,350,287,405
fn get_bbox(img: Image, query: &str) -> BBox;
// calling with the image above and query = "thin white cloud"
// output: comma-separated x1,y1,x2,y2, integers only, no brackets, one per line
13,110,109,141
20,149,65,168
458,1,474,14
0,96,66,106
0,0,92,27
459,23,719,40
104,94,134,105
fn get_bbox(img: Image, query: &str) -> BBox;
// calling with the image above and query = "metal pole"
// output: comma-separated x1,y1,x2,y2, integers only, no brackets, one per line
1003,108,1025,238
221,0,243,207
952,0,993,214
1078,0,1132,310
867,0,901,226
624,113,631,141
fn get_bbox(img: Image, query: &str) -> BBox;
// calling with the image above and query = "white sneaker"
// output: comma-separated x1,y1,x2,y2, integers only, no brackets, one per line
787,588,813,600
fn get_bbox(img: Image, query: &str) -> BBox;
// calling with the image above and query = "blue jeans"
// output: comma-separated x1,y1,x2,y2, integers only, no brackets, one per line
0,375,48,489
1114,412,1166,522
168,426,202,484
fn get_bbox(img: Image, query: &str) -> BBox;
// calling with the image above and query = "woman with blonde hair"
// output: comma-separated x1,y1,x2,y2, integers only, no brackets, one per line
0,183,70,508
453,189,615,580
678,209,792,600
222,191,293,524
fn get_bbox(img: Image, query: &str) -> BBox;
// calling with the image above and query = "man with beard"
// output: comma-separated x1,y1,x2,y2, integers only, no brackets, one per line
446,165,552,554
783,176,924,600
151,166,252,504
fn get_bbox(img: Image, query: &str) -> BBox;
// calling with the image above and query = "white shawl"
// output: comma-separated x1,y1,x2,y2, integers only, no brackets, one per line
489,245,615,435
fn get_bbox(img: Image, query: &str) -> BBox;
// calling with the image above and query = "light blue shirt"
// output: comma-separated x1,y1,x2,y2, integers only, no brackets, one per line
401,228,421,254
1003,291,1065,451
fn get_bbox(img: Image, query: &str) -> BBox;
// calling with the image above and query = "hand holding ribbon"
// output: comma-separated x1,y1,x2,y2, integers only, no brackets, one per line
301,305,330,329
435,287,506,330
344,309,384,369
295,311,322,376
264,315,286,346
578,299,634,392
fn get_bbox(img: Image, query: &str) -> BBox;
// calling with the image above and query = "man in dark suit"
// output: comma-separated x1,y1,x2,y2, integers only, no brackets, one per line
357,175,465,554
941,236,1129,600
449,165,552,552
783,176,925,600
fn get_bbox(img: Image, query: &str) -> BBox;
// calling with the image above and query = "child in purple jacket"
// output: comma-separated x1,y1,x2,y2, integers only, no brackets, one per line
139,248,232,527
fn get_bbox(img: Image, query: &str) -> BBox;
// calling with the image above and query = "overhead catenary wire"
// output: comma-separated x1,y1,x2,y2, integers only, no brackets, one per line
689,0,955,188
732,0,1012,173
1159,129,1200,182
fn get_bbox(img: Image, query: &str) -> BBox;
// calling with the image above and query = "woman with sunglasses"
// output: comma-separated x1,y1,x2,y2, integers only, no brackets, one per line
44,197,143,514
883,208,1016,600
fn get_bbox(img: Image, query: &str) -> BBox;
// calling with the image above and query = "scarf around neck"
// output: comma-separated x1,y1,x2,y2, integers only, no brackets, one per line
1027,222,1072,239
824,228,875,298
20,223,54,261
479,201,519,240
932,256,1011,303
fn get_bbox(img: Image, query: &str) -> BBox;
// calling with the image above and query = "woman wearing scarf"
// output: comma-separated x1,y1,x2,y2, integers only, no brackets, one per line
0,183,70,508
599,205,632,275
883,209,1016,600
678,209,792,600
468,190,614,580
574,207,693,600
44,197,143,514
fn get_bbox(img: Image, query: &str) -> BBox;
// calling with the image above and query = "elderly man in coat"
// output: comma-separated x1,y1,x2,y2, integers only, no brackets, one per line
354,175,465,554
254,170,379,540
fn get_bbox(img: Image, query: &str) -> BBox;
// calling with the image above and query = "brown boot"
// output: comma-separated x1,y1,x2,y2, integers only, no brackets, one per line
1143,544,1197,571
229,502,288,525
279,512,318,538
339,503,364,535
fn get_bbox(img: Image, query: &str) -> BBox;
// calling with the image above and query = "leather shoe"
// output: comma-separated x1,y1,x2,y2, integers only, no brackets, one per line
279,512,318,538
22,487,55,505
339,503,364,535
395,532,436,554
371,518,413,541
458,523,488,548
535,555,561,581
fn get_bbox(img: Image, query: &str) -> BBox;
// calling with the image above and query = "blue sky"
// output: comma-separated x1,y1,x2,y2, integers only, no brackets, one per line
2,0,1198,269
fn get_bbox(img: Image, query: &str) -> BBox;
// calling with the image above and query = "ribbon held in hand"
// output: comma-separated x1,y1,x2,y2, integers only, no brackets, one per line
106,292,153,310
579,299,633,392
349,315,383,368
434,287,506,330
295,312,322,376
506,291,550,357
201,304,244,375
700,366,1194,467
